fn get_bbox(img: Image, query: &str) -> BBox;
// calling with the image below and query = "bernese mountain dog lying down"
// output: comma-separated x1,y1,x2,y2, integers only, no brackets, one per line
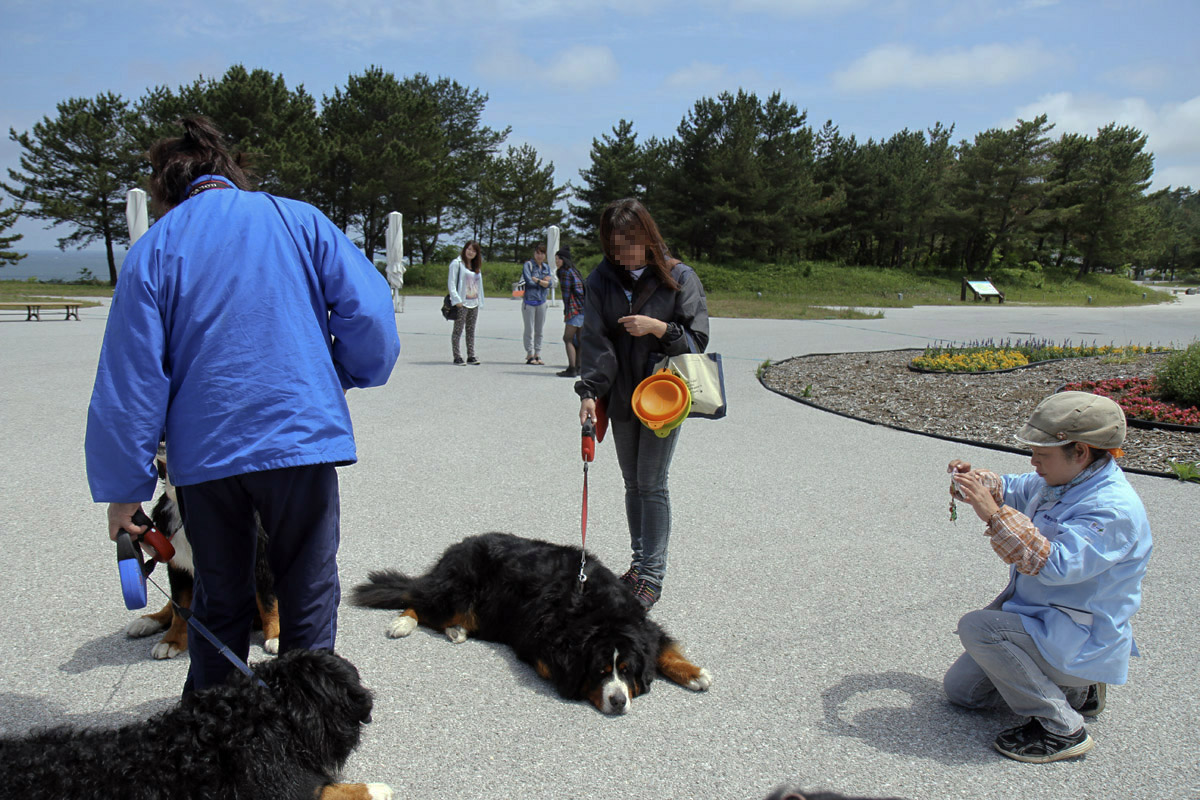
0,650,391,800
352,532,712,715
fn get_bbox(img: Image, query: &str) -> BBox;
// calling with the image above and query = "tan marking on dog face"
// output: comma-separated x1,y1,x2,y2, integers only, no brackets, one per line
535,659,551,679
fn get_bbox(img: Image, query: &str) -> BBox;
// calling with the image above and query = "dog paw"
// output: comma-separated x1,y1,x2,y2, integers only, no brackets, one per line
386,614,418,639
262,637,279,655
367,783,394,800
151,640,185,660
687,668,713,691
445,625,467,643
124,617,166,638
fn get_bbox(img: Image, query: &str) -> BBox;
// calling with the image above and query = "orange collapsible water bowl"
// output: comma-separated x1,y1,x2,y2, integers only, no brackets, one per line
632,369,691,436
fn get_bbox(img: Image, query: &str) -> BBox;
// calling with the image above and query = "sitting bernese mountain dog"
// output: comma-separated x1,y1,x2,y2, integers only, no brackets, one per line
0,650,391,800
123,447,281,660
352,532,712,714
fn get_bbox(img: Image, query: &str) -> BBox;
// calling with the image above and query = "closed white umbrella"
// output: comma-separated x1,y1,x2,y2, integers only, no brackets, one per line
126,188,148,244
385,211,405,313
546,225,561,307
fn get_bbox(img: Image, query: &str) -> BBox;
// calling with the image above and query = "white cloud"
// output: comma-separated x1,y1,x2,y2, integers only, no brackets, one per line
545,45,619,90
833,42,1056,92
476,43,620,91
1014,92,1200,158
729,0,867,14
662,61,761,95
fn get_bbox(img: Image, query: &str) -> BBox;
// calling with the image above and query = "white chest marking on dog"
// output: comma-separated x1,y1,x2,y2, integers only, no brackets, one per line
601,647,632,714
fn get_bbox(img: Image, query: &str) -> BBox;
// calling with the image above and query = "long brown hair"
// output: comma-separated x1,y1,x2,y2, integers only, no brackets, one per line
461,240,483,273
598,198,680,290
148,116,254,212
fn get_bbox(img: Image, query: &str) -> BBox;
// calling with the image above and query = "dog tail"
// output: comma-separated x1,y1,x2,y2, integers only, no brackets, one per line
350,570,414,609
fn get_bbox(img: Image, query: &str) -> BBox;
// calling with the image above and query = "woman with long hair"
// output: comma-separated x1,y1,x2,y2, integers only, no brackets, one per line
448,240,484,365
555,246,585,377
574,198,709,608
86,117,400,708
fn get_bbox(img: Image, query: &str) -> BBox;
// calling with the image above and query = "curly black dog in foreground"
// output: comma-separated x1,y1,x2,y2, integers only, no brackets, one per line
0,650,391,800
352,532,712,714
766,789,910,800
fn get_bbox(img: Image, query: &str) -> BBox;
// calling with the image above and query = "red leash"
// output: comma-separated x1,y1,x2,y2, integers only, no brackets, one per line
577,420,596,590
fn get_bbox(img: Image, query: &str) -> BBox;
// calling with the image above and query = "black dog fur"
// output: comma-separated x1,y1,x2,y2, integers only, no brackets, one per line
0,650,385,800
352,532,711,714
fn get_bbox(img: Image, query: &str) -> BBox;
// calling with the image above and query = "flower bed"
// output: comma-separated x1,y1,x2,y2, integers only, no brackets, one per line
1062,377,1200,427
911,339,1170,373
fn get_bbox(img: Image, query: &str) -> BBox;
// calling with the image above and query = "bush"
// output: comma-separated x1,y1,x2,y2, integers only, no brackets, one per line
1155,341,1200,408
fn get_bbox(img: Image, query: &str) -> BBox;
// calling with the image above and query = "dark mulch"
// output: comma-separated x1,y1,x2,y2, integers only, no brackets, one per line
761,349,1199,476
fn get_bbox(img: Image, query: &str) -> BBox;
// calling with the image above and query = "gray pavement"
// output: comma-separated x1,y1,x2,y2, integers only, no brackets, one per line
1,294,1197,799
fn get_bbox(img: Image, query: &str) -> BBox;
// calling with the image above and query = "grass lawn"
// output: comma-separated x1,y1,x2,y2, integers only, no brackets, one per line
5,259,1175,321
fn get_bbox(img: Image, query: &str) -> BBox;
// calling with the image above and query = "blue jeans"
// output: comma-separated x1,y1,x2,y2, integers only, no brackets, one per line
944,609,1093,734
610,418,680,589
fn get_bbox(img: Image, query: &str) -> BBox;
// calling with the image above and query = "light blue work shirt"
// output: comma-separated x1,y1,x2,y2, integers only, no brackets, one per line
994,457,1153,684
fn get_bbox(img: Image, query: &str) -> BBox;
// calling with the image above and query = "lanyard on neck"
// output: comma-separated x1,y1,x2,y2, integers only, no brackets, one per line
187,178,233,199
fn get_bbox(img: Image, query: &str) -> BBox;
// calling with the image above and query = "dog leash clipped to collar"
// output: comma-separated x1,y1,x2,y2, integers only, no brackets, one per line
578,420,597,593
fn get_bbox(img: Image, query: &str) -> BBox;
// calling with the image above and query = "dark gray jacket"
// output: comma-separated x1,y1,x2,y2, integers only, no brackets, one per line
574,258,709,421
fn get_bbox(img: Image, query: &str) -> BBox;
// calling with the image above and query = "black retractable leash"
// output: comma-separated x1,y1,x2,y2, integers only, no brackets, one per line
117,509,267,688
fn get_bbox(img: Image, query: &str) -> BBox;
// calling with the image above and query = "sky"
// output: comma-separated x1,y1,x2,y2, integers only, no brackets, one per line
2,0,1198,251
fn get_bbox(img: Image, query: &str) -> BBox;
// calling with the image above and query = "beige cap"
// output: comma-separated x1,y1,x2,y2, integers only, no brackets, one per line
1015,391,1126,449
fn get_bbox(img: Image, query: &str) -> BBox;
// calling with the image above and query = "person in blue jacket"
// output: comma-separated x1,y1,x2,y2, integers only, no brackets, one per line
85,117,401,694
521,243,553,365
945,391,1152,763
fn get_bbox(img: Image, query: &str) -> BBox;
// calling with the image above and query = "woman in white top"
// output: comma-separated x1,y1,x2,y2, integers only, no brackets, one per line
448,240,485,365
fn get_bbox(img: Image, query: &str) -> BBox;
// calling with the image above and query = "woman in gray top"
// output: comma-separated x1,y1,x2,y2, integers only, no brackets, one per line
575,198,710,608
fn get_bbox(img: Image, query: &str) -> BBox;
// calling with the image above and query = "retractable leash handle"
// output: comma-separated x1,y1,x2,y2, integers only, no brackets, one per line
116,509,176,611
581,420,596,463
117,531,148,610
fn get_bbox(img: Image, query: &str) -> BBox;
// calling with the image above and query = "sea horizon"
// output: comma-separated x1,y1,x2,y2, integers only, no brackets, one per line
1,249,130,282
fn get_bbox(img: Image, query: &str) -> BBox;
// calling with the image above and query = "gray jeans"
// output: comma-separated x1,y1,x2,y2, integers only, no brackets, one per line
522,302,547,357
944,609,1094,734
611,418,680,589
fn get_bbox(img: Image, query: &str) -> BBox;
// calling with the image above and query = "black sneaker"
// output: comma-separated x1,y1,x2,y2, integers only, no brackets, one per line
453,357,464,365
993,719,1093,763
619,566,640,587
1077,683,1106,717
467,357,481,365
556,367,578,377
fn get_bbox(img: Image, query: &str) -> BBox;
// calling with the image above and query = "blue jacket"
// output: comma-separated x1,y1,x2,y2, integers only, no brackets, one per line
86,175,401,500
993,458,1152,684
521,259,553,306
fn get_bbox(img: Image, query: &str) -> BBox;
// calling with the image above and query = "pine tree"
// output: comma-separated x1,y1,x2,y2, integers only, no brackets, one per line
569,119,644,245
0,198,26,267
3,92,139,284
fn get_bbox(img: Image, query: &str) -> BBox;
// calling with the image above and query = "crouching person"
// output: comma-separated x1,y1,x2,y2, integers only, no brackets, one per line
944,391,1152,763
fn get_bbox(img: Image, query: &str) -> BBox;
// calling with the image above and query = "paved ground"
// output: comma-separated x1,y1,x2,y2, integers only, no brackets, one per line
1,294,1197,799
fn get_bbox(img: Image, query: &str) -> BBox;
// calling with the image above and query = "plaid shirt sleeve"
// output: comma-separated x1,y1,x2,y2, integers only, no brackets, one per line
972,469,1005,506
985,505,1051,575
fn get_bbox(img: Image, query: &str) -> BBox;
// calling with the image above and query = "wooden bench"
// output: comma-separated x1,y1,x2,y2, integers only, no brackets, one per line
961,278,1005,304
0,301,83,321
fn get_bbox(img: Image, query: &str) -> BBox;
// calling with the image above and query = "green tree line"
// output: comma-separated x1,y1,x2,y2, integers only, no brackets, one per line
571,91,1200,280
3,65,566,284
5,73,1199,286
